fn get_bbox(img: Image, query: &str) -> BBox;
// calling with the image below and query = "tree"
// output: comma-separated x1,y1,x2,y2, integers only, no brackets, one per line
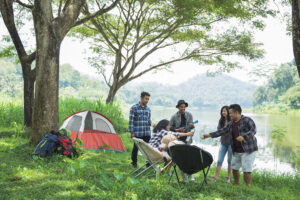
0,3,36,127
253,86,268,106
0,0,119,143
72,0,274,103
292,0,300,76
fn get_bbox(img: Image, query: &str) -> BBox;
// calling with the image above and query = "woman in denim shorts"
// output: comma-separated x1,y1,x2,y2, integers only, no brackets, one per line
209,106,232,183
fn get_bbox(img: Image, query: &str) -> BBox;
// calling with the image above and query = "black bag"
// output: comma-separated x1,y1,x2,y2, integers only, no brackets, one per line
33,134,59,157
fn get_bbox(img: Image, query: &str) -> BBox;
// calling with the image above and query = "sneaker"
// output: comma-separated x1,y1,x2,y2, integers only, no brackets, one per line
208,177,217,182
190,175,195,182
132,163,137,168
183,175,189,183
225,177,230,183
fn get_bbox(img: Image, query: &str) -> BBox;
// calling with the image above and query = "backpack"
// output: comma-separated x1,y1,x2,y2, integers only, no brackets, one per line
57,129,78,158
33,133,59,157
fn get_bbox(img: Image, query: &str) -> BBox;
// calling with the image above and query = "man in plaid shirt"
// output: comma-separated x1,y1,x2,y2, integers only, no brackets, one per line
129,91,151,168
203,104,258,186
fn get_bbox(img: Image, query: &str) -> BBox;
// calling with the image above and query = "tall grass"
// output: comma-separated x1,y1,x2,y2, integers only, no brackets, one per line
0,98,128,133
0,100,23,127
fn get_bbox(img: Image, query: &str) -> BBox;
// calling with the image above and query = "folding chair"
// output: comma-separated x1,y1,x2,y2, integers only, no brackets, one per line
168,144,213,191
130,137,171,178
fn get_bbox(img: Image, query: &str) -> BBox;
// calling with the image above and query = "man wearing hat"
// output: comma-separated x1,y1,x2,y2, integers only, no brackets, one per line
170,100,195,142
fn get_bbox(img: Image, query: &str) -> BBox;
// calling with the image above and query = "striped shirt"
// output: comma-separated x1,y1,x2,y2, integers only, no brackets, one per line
149,129,179,150
128,103,151,137
210,115,258,153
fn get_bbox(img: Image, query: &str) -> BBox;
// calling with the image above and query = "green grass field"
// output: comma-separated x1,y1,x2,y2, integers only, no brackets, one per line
0,128,299,200
0,99,299,199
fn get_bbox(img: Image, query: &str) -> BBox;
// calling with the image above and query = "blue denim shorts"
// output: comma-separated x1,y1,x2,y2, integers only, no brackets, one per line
217,143,232,166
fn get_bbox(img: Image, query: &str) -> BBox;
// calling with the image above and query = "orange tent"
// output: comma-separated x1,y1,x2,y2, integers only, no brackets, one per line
60,110,126,152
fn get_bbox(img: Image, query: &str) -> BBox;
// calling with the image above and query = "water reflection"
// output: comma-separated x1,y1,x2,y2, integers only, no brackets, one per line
150,107,300,174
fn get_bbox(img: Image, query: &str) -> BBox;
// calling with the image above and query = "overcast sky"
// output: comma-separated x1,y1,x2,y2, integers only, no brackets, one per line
0,5,294,86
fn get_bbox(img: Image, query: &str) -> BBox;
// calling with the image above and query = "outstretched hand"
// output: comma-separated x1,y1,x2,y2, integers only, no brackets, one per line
188,131,194,136
202,134,211,139
131,134,135,138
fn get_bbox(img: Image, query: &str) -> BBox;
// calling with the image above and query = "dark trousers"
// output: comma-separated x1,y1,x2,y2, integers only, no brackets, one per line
131,135,151,164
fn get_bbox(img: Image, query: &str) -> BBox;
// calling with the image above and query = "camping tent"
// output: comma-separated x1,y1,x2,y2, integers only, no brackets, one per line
60,110,126,152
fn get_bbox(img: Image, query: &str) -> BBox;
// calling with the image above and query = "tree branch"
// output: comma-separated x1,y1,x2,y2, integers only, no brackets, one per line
15,0,33,9
0,0,31,67
74,0,120,27
24,51,36,63
58,0,63,17
90,18,118,51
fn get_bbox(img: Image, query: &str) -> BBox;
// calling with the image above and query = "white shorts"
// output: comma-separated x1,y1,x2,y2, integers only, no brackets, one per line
231,151,256,172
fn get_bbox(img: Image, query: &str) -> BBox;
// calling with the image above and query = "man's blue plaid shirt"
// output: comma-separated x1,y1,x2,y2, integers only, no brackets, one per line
129,103,151,137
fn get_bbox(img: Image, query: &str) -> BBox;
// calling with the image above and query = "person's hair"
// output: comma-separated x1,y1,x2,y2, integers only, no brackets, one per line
141,91,150,98
218,106,231,128
153,119,169,133
229,104,242,114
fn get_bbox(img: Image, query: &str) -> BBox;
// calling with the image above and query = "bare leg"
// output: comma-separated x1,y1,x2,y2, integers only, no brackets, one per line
214,166,222,179
243,172,252,186
232,169,240,185
227,165,232,179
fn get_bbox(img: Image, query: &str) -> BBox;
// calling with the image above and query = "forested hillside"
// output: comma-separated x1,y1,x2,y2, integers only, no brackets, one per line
1,59,257,108
120,74,257,108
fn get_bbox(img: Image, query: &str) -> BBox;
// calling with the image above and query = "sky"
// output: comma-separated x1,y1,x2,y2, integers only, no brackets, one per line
0,4,294,86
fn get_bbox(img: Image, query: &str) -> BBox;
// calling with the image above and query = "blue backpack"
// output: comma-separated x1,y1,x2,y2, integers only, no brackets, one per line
33,133,59,157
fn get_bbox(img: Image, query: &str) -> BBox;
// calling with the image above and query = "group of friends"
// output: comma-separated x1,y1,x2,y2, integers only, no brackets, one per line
129,92,258,186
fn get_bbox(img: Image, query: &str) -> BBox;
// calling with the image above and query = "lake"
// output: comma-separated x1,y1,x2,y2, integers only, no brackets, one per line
148,106,300,174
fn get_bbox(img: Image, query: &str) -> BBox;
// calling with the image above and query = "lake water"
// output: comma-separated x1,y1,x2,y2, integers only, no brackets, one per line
149,107,300,174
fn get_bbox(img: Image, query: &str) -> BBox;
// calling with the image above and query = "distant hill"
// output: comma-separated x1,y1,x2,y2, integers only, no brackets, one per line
0,59,256,108
119,74,257,108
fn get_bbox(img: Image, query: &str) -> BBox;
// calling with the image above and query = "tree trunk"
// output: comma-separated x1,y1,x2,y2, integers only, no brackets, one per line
292,0,300,76
23,66,35,127
106,81,121,104
106,86,118,104
31,43,60,143
31,3,60,143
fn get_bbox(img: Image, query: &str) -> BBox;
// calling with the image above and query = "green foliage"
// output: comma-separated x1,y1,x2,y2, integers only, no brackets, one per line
0,59,23,98
253,61,300,110
270,126,287,144
0,130,299,199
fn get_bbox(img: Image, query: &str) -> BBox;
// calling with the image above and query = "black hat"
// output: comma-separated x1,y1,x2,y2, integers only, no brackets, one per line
176,100,188,108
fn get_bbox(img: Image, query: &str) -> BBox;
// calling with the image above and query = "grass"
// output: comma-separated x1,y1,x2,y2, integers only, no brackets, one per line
251,104,300,115
0,128,299,200
0,98,128,133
